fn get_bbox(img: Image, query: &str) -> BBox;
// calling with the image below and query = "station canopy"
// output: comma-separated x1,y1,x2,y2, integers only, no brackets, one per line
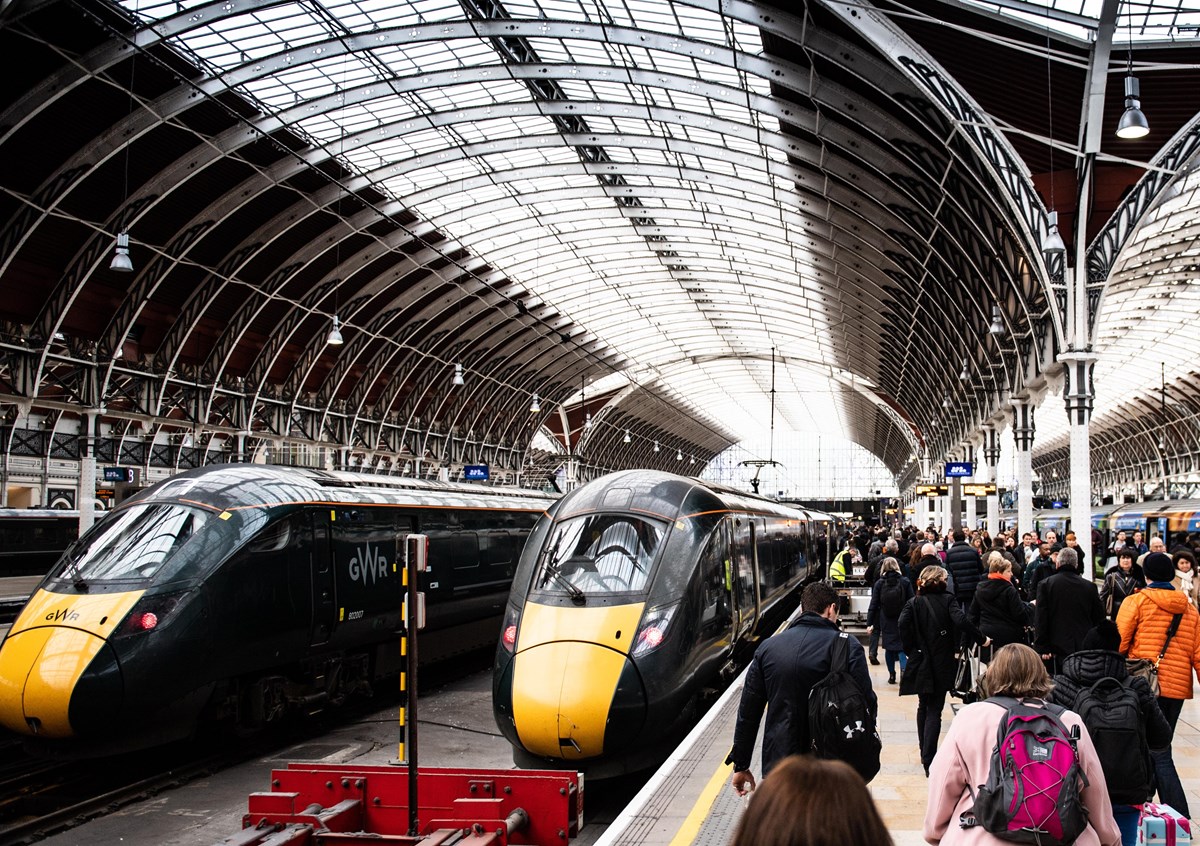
1,0,1197,484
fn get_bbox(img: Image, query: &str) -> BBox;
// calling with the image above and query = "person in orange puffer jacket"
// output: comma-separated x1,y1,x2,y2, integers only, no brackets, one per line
1115,551,1200,818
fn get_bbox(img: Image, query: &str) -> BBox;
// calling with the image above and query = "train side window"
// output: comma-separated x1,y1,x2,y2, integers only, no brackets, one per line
698,528,731,634
247,519,291,553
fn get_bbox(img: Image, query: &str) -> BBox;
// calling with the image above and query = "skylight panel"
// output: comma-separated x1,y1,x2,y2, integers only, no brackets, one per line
675,3,731,42
481,146,581,174
625,0,687,35
558,37,614,65
645,48,700,77
586,80,640,103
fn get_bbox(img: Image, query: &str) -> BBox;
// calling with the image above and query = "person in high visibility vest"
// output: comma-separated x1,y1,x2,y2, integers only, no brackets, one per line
830,540,859,584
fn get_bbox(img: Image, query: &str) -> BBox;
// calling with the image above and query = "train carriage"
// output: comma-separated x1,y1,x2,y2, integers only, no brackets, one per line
492,470,829,777
0,464,555,752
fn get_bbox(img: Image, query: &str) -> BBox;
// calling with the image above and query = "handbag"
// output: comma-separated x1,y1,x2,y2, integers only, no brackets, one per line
952,642,980,702
1126,612,1183,697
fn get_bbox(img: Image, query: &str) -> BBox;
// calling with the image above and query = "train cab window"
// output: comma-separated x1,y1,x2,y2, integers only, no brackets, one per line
54,502,214,582
535,514,664,596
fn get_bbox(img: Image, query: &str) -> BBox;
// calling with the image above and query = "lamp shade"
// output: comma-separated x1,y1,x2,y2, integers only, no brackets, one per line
988,304,1006,337
326,316,344,345
110,232,133,272
1042,211,1066,254
529,393,541,414
452,363,465,386
1116,75,1149,139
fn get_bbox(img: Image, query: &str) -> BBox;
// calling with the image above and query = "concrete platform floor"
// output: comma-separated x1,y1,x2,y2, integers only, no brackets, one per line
864,657,1200,845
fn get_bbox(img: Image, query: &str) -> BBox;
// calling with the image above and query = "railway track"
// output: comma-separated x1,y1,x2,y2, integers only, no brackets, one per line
0,647,495,845
0,746,232,846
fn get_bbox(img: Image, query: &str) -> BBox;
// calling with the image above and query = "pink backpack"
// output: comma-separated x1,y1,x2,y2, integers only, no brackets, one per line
959,697,1089,846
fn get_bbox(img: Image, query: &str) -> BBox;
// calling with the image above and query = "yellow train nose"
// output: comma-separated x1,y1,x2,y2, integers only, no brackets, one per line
511,640,647,759
0,627,110,736
0,589,141,737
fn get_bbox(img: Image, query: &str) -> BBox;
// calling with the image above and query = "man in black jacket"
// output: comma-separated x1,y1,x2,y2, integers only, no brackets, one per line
1050,620,1171,843
727,581,875,794
1034,546,1104,672
943,528,983,607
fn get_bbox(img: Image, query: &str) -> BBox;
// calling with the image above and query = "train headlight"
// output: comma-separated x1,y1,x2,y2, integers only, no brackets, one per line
500,604,520,653
113,593,185,639
631,603,678,658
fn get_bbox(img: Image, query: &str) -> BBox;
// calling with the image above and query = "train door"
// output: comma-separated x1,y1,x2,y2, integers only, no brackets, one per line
697,520,735,646
1150,515,1168,546
730,517,758,638
309,508,336,646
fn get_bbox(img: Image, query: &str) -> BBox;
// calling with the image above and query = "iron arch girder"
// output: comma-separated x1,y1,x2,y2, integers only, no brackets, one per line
25,194,156,399
203,208,437,391
93,10,1022,333
375,309,589,440
1090,118,1200,333
11,2,1032,307
42,20,1017,424
815,0,1061,346
308,263,504,421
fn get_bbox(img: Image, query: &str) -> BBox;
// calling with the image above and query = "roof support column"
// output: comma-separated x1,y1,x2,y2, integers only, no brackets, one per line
1062,351,1097,573
78,409,100,535
963,446,976,531
1012,397,1035,537
916,495,929,530
983,425,1001,538
1054,0,1114,574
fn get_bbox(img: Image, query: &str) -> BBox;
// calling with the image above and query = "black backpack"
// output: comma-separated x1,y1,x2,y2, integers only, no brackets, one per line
880,578,906,617
1071,676,1154,804
808,633,881,783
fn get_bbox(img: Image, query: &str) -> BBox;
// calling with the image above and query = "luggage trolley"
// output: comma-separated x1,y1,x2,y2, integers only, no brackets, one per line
835,562,871,632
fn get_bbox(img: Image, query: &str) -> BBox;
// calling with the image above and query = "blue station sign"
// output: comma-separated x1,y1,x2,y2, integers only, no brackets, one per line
102,466,134,483
463,464,489,481
944,462,974,478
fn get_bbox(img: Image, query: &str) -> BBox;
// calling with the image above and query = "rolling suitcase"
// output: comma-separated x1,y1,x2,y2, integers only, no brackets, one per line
1137,803,1192,846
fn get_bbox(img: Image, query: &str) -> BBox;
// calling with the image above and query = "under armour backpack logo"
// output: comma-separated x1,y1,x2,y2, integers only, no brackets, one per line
843,720,864,739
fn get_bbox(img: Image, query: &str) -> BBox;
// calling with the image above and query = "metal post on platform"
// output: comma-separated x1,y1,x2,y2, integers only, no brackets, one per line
983,425,1001,538
1012,398,1035,538
397,533,427,836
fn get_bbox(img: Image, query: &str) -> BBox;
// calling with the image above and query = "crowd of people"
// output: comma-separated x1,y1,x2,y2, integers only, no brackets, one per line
729,520,1200,846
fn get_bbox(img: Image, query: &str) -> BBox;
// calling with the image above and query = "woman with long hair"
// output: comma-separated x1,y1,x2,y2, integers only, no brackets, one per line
898,564,988,775
924,644,1121,846
731,755,893,846
867,557,914,684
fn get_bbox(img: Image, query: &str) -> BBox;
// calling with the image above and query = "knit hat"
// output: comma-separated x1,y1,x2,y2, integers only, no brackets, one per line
1082,620,1121,652
1143,552,1174,583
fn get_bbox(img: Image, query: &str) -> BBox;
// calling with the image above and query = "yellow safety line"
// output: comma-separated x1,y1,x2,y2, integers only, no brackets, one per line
667,760,734,846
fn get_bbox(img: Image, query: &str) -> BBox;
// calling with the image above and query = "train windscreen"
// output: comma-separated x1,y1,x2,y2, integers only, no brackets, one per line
52,503,226,584
535,514,664,596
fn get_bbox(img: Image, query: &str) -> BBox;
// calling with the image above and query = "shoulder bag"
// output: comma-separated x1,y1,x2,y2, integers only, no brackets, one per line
1126,612,1183,697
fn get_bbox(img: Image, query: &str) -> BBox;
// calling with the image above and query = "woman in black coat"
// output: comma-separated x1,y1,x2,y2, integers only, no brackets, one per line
898,563,988,775
867,557,914,684
968,552,1033,659
1099,547,1145,620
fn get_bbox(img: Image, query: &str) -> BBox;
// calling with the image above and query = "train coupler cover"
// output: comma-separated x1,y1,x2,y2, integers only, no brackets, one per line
222,764,582,845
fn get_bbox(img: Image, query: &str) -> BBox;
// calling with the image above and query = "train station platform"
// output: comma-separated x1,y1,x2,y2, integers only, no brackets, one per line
599,645,1200,846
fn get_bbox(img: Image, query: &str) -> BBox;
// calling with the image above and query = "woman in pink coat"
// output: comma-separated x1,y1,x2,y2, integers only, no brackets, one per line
923,644,1121,846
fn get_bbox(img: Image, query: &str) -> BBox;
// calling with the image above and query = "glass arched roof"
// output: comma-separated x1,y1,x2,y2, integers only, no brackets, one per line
1034,159,1200,450
5,0,1188,485
957,0,1200,42
119,0,893,454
